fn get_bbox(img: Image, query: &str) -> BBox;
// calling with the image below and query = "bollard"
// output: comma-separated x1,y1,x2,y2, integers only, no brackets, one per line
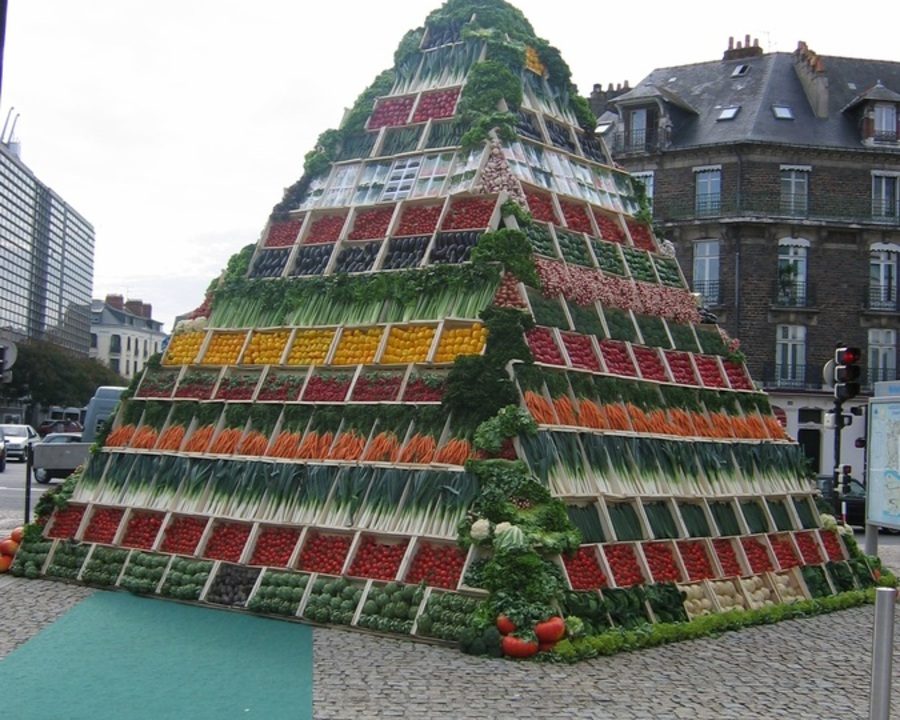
24,443,33,525
869,586,896,720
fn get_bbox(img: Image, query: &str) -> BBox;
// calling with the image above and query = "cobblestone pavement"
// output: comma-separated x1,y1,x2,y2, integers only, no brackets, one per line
2,511,899,719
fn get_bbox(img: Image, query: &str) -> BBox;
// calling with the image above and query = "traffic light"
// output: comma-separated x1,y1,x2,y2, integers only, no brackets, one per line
839,465,852,495
833,346,861,402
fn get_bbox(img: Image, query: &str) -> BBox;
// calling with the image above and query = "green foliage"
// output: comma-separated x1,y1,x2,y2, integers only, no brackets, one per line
471,228,538,287
444,356,518,430
457,60,522,132
570,95,597,133
474,405,536,454
551,590,874,662
0,339,125,409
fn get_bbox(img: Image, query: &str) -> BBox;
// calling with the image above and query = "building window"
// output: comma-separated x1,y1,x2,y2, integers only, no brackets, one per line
775,325,806,388
869,250,898,310
628,108,648,151
692,239,720,305
868,328,896,383
109,334,121,354
874,104,897,143
126,336,131,352
694,167,721,216
872,173,899,219
143,339,149,358
776,240,809,306
110,358,120,374
772,105,794,120
780,167,809,216
717,106,740,121
90,333,97,349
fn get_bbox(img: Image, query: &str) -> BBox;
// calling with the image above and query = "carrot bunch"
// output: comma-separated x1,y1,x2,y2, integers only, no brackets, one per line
524,391,556,425
183,425,215,453
434,438,472,466
398,434,437,464
209,427,244,454
129,426,159,449
708,413,736,438
328,431,366,461
155,424,186,451
266,431,302,458
603,404,632,431
105,424,136,447
552,396,577,426
237,430,270,456
577,399,608,429
667,409,696,437
296,431,334,459
362,431,401,462
762,415,787,440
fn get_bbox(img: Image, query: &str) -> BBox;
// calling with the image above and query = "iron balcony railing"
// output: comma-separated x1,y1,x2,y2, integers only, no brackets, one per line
865,283,899,312
773,280,813,308
760,363,821,391
695,193,721,217
692,280,721,307
873,130,898,144
872,198,898,221
867,367,899,385
779,192,808,217
611,127,660,154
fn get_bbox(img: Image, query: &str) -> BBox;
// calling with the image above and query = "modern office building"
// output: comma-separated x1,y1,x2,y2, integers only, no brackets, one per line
90,294,166,380
592,37,900,477
0,139,95,354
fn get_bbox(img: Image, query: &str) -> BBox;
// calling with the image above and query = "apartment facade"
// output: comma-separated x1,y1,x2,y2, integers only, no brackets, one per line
593,38,900,477
90,294,166,380
0,141,95,354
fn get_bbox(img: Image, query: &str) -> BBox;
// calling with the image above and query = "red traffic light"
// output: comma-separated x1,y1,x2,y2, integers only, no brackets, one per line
835,346,861,365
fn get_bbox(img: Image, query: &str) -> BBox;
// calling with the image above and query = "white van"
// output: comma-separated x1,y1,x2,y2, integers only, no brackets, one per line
81,386,127,443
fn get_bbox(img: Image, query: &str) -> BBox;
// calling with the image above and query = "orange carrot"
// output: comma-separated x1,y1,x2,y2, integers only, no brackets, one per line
524,391,557,425
435,438,472,465
553,396,577,426
105,424,137,448
155,424,186,450
398,434,437,464
577,399,608,429
328,431,366,460
209,427,243,454
362,432,401,462
130,426,159,449
267,431,301,458
604,403,631,431
183,425,215,453
238,430,270,456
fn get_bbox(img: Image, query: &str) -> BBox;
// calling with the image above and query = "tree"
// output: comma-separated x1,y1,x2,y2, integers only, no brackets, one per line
0,339,125,408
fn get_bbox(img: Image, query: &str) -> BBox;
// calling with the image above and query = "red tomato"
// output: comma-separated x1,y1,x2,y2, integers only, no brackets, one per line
496,615,516,635
534,616,566,643
502,635,539,658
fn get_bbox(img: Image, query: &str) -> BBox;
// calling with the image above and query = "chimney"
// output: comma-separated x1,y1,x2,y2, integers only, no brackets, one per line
106,294,124,310
723,33,764,61
141,303,152,319
125,299,144,316
589,81,633,117
793,41,829,118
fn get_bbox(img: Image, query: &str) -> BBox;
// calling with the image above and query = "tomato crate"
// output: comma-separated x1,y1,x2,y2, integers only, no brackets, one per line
766,532,802,570
295,530,354,575
818,528,848,562
739,534,777,574
200,520,253,563
119,509,166,550
300,575,366,626
248,525,303,568
711,537,750,578
81,505,126,545
402,538,467,590
159,513,210,556
640,540,685,584
346,533,412,582
600,542,650,588
46,503,87,540
676,539,719,581
792,530,825,565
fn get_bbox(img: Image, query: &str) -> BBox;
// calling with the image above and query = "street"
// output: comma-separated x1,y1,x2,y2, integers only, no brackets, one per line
0,459,56,521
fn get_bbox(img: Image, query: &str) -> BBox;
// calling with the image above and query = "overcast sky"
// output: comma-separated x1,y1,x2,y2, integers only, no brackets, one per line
4,1,898,332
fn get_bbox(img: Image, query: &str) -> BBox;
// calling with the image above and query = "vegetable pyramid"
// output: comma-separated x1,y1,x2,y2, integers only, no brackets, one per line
18,0,874,658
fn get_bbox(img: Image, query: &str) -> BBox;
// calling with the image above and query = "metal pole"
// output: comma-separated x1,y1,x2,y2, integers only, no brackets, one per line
833,399,843,517
869,587,896,720
864,523,879,556
24,443,32,524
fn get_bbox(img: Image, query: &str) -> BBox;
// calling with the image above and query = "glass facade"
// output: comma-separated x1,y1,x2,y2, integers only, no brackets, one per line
0,145,94,354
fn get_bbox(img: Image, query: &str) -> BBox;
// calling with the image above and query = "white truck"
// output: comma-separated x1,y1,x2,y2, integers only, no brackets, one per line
31,386,126,483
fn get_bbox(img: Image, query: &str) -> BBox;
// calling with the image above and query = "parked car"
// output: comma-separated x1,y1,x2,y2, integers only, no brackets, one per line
37,419,83,437
0,428,6,472
33,432,83,484
0,424,39,461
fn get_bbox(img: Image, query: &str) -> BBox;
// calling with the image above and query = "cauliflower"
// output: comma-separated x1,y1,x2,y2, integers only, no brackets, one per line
470,518,491,541
494,521,513,535
820,513,838,531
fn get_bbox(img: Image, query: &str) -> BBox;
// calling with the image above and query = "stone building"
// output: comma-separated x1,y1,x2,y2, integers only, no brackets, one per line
593,37,900,478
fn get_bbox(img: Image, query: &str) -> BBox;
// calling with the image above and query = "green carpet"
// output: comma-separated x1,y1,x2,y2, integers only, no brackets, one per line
2,592,313,719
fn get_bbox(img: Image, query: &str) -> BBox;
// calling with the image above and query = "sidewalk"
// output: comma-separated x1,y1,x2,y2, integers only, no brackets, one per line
2,510,899,720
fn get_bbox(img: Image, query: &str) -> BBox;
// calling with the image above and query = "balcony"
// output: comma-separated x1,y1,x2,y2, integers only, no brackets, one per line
760,363,823,391
873,129,898,144
779,193,808,218
692,280,722,307
867,367,899,385
611,127,660,154
871,198,898,223
695,193,721,218
865,284,899,312
773,280,814,308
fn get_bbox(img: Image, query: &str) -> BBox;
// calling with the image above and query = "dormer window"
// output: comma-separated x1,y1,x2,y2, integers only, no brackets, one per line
717,106,740,121
772,105,794,120
874,103,898,143
731,64,750,78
